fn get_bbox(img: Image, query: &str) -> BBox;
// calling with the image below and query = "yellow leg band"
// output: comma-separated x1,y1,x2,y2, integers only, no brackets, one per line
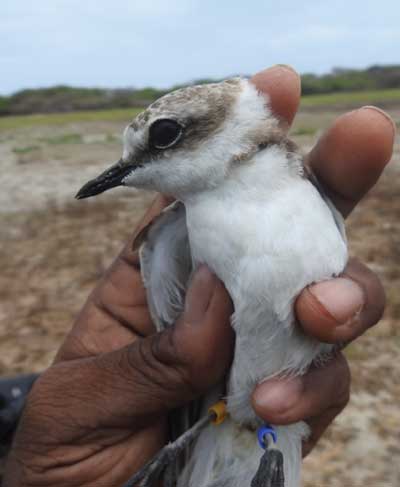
208,400,228,425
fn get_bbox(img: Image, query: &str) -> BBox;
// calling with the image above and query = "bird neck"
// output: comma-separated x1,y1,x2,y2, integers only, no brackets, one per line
184,143,303,206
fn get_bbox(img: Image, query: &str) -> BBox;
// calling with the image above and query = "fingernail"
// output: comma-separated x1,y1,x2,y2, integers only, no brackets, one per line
308,277,365,325
184,265,217,324
253,377,302,413
360,106,397,137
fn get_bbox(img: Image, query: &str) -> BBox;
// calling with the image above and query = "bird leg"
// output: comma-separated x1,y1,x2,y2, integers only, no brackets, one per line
123,415,211,487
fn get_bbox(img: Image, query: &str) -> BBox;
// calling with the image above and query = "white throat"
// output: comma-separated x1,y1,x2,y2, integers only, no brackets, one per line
183,143,303,207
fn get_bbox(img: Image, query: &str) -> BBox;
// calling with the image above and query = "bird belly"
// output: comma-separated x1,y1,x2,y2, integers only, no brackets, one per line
183,179,347,486
185,180,347,424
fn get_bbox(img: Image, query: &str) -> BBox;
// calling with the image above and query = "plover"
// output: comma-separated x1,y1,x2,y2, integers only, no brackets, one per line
77,76,348,487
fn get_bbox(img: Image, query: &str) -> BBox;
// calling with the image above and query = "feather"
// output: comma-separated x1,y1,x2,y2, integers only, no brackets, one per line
139,201,192,330
303,162,347,243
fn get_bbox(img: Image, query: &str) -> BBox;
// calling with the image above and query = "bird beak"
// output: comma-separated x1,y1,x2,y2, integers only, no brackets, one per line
75,158,138,199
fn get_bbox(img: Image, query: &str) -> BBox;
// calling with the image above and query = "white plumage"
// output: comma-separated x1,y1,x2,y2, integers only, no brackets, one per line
78,77,348,487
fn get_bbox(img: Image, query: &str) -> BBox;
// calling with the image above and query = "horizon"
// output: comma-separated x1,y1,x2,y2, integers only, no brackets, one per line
2,63,399,97
2,0,399,95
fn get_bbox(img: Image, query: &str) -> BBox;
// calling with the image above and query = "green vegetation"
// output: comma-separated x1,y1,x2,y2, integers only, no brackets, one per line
291,126,317,136
301,65,400,95
0,108,142,130
1,87,399,131
301,88,400,107
0,65,399,118
12,145,41,154
1,85,164,116
40,133,82,145
0,66,400,132
0,96,11,113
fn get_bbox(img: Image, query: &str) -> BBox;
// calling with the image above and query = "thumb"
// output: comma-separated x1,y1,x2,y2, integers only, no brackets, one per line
150,265,235,393
35,266,234,428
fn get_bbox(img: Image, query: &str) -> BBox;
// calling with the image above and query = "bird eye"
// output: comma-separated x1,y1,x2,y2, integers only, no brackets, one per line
149,119,182,149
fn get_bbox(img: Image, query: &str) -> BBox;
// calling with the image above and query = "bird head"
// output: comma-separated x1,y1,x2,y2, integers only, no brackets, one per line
76,78,282,200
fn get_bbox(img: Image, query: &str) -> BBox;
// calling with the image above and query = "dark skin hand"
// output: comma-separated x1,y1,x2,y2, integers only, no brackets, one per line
4,65,394,486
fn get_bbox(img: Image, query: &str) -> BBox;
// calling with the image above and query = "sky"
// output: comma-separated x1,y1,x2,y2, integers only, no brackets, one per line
1,0,399,95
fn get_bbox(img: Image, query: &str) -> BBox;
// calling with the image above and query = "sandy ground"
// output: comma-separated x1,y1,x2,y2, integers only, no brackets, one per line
0,108,399,486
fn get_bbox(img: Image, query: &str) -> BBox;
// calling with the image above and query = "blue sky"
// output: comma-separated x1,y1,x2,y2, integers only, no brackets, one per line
1,0,399,94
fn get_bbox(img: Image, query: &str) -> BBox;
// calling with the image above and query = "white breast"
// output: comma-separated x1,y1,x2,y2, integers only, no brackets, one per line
185,146,346,303
184,146,348,423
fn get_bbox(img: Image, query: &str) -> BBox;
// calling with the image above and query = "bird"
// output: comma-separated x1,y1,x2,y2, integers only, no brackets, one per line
76,75,348,487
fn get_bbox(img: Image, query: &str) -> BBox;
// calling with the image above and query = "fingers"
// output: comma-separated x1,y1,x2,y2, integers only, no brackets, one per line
295,258,385,344
308,106,396,217
50,267,234,428
250,65,301,130
151,265,235,393
252,353,350,455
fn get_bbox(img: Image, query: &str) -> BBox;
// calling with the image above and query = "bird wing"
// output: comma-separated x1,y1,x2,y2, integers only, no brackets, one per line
304,163,347,243
135,200,192,331
137,200,205,471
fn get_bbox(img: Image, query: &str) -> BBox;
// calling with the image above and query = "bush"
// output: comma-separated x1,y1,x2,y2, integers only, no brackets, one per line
302,65,400,95
1,65,399,116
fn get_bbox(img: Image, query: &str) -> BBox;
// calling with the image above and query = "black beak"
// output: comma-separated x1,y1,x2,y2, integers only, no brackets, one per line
75,159,137,200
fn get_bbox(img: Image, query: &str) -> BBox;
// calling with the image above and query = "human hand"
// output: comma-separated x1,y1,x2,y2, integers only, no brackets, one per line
4,225,234,486
4,65,394,486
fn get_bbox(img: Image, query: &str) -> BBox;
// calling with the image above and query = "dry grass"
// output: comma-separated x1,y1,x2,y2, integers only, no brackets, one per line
0,194,154,374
